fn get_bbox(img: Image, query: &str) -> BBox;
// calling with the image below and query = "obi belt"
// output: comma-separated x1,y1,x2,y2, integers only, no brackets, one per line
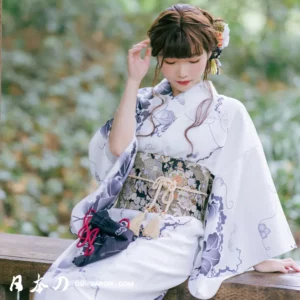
114,152,214,223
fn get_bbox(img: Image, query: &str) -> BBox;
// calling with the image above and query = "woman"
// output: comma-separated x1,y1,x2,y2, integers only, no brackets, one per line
34,4,299,300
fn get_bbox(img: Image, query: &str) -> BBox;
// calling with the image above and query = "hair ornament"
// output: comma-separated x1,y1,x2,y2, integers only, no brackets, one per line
214,20,230,50
210,20,230,75
211,58,222,75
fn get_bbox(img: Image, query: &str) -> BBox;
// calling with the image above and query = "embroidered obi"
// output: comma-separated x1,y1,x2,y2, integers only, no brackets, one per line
114,152,214,222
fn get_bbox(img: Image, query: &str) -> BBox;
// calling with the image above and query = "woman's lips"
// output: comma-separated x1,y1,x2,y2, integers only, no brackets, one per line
176,80,191,86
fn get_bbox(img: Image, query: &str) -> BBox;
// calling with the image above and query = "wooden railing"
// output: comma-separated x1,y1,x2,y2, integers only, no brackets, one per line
0,233,300,300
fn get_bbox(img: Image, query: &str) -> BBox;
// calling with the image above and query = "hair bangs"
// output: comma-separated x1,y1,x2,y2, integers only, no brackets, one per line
161,29,204,59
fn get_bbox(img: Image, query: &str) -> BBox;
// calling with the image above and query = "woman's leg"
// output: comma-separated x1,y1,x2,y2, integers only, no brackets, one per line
34,215,203,300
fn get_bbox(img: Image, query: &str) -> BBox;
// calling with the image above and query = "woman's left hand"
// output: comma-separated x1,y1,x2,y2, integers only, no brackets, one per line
254,258,300,273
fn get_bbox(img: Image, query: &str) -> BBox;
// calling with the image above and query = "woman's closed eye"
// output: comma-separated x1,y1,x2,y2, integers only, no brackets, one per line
190,59,200,64
164,59,200,65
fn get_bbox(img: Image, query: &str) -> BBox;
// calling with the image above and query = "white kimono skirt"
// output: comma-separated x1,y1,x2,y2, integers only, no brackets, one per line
34,79,297,300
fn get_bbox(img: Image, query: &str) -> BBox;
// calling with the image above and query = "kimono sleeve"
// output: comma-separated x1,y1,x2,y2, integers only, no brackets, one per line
188,100,297,299
88,87,152,184
69,88,152,235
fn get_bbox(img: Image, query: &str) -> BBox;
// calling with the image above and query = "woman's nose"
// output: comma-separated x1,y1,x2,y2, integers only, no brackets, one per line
176,64,189,78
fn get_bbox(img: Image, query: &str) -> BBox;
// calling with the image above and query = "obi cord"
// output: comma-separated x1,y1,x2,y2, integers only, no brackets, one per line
128,175,208,239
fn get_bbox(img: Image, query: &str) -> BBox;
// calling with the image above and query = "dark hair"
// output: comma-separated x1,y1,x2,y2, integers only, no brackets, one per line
138,4,224,155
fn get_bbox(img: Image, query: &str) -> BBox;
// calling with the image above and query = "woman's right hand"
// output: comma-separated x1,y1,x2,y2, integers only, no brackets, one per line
127,39,151,83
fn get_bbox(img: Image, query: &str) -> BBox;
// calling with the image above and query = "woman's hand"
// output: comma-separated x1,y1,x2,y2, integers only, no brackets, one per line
127,39,151,83
254,258,300,273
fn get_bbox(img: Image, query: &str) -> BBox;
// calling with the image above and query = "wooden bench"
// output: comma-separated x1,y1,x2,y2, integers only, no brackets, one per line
0,233,299,300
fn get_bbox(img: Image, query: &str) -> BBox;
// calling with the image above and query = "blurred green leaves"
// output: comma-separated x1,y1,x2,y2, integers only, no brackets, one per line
1,1,300,256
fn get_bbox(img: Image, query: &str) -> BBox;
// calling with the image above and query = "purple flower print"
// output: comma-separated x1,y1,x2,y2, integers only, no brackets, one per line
155,110,176,126
200,232,221,276
207,200,219,220
258,223,271,239
100,119,113,138
154,79,173,96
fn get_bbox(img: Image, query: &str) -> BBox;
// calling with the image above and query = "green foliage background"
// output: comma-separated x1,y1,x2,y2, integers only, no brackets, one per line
1,0,300,257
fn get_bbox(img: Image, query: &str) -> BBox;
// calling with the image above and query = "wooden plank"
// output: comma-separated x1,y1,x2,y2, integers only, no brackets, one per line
0,258,57,288
0,233,74,288
0,233,299,299
225,270,300,289
165,277,300,300
212,283,300,300
0,285,6,300
0,233,74,263
0,285,29,300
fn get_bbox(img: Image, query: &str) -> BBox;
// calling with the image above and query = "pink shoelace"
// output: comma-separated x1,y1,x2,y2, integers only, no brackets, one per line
76,208,130,256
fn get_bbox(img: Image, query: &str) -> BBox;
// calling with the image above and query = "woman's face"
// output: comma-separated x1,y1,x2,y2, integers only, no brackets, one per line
158,51,209,96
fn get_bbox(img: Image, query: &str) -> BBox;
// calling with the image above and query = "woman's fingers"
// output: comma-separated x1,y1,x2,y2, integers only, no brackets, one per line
279,266,289,273
130,45,148,52
129,46,145,53
130,45,148,53
131,39,150,48
283,261,300,272
131,45,147,49
126,39,151,81
139,39,150,44
143,47,151,64
145,47,151,56
128,39,150,57
128,45,151,59
254,258,300,274
282,258,300,270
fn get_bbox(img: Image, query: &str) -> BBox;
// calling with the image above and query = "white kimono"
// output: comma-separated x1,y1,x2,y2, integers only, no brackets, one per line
34,79,297,300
